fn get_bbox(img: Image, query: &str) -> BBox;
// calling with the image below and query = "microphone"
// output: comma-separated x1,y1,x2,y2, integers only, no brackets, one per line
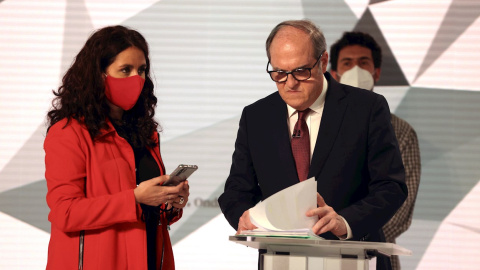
292,129,301,138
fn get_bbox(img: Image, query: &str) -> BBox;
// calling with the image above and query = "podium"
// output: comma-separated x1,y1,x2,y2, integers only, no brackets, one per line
229,235,411,270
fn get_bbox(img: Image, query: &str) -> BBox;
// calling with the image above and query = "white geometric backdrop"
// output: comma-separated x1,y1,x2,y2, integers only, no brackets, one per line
1,0,479,269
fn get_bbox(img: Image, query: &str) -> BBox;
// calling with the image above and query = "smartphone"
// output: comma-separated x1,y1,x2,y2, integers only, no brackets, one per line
162,164,198,186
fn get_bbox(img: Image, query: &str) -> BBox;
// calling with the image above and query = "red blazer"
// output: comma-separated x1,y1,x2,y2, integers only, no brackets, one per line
44,118,181,270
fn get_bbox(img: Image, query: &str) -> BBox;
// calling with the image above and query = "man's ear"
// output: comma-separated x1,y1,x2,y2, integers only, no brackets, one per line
373,68,381,82
320,52,329,73
331,70,339,81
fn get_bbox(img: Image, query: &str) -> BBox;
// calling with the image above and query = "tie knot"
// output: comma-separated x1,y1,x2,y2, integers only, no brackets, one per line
297,109,310,120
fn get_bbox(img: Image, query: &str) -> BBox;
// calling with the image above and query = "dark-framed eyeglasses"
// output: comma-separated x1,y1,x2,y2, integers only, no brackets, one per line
266,52,324,83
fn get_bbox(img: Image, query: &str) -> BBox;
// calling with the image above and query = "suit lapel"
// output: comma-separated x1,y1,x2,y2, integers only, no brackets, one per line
268,93,300,183
309,74,348,179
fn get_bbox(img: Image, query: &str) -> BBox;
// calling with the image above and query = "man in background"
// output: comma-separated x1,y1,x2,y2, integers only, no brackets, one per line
330,31,421,270
219,20,407,270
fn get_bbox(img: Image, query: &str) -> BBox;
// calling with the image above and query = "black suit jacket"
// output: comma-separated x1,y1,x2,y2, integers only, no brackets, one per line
219,72,407,245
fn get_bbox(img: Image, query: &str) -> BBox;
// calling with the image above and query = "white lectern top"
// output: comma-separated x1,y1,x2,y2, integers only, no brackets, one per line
229,235,412,257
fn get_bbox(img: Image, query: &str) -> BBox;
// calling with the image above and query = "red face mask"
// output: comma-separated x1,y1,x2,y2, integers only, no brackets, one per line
104,75,145,111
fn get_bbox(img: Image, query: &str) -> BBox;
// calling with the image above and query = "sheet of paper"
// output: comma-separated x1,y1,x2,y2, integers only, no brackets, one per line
249,177,319,231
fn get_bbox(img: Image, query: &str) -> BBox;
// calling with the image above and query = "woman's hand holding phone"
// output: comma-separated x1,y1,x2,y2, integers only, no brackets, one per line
162,164,198,186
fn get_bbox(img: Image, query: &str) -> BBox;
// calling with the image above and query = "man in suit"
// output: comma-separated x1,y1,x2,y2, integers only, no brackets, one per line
218,20,407,270
329,31,421,270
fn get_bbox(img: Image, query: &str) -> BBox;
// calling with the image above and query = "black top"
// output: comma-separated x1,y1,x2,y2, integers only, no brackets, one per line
113,121,160,270
133,145,160,270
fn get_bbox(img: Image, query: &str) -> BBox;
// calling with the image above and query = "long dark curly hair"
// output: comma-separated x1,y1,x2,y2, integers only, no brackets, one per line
47,25,159,149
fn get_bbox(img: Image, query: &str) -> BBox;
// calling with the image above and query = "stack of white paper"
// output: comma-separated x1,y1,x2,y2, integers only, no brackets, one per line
239,177,322,239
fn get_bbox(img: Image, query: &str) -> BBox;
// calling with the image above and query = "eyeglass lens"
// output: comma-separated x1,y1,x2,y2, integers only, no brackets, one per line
270,69,311,82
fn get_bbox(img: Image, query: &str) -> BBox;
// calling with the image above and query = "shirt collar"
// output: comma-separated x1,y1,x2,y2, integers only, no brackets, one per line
97,118,117,138
287,74,328,118
97,118,160,143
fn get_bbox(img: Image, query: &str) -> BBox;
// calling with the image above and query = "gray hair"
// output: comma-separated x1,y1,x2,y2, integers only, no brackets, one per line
265,19,326,60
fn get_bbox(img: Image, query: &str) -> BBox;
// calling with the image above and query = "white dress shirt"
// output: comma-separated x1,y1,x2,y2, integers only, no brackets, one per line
287,75,328,159
286,75,352,240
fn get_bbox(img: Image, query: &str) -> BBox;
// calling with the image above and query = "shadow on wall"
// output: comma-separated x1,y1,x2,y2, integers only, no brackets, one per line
396,87,480,222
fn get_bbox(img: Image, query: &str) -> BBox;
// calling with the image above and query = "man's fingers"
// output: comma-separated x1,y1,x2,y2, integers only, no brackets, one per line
306,205,329,217
311,219,325,234
237,210,258,234
312,215,336,235
307,195,345,236
317,193,326,207
236,223,246,235
313,215,347,236
236,227,244,235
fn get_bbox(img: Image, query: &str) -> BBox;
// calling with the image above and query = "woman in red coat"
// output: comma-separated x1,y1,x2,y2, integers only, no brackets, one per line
44,25,189,270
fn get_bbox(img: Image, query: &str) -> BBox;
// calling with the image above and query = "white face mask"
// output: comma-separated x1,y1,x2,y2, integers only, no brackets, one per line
338,65,374,91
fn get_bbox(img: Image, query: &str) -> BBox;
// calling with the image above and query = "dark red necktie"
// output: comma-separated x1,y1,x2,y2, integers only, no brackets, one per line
291,109,310,181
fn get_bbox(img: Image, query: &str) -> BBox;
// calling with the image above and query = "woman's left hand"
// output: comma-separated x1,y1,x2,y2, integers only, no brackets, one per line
170,180,190,210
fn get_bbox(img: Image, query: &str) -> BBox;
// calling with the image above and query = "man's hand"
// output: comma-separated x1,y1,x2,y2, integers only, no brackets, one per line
306,193,347,237
236,210,257,235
